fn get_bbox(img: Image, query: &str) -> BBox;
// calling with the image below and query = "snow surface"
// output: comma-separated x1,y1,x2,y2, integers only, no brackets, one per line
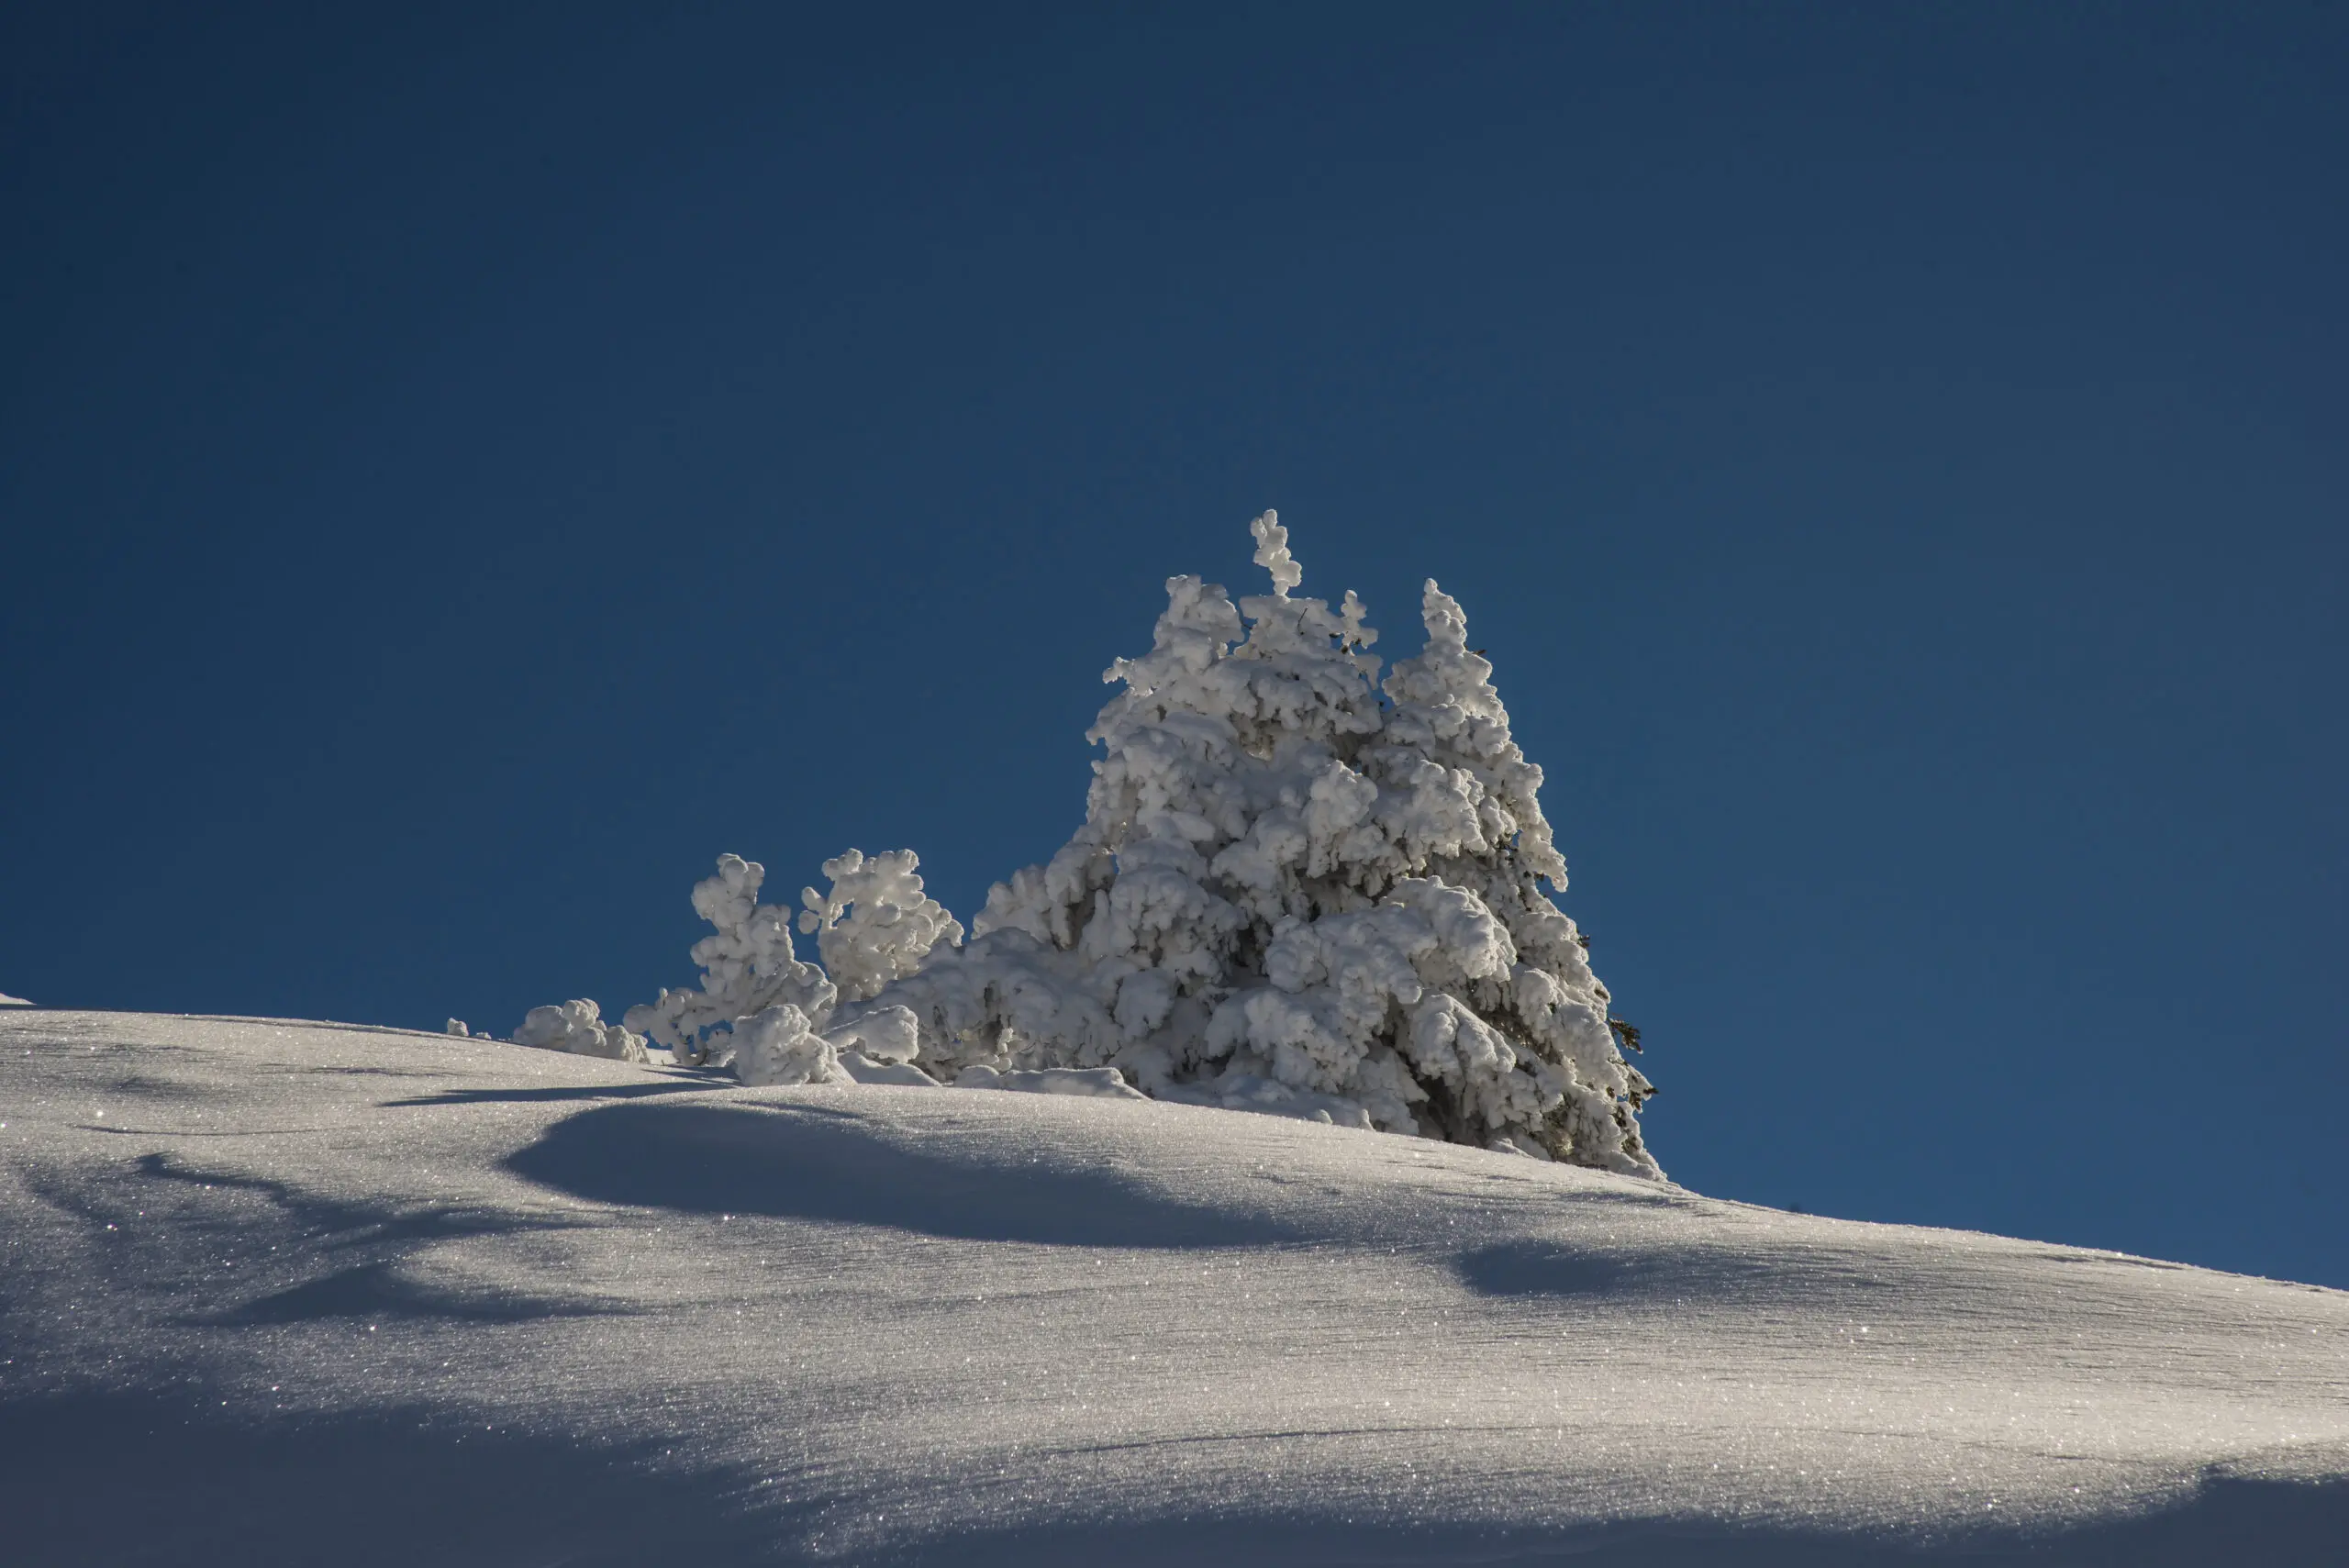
4,1010,2345,1565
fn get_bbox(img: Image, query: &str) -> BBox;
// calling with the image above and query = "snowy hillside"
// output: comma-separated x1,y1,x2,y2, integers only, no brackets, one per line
4,1010,2344,1564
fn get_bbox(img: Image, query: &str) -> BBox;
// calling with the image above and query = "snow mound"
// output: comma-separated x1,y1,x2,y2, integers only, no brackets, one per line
954,1063,1149,1099
4,1010,2345,1565
835,1049,941,1087
515,998,649,1062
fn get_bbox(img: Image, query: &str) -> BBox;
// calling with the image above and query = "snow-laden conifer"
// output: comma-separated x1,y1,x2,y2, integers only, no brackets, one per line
610,851,939,1077
620,854,836,1067
1360,582,1656,1170
797,849,963,1003
854,513,1659,1175
529,514,1657,1171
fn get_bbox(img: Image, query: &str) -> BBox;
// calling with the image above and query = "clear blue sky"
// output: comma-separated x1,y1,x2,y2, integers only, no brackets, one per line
5,4,2343,1286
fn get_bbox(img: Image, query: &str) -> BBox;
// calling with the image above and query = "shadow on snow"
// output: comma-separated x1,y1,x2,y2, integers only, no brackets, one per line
504,1099,1309,1250
5,1392,2343,1567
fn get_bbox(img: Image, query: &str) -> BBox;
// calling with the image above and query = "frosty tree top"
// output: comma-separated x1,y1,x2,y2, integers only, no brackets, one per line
539,513,1658,1177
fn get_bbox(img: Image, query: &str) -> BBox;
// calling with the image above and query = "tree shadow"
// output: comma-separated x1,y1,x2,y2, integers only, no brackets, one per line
1453,1238,1788,1302
107,1151,628,1328
861,1468,2349,1566
505,1100,1309,1250
132,1150,584,1251
381,1078,724,1107
3,1391,2339,1566
212,1260,635,1326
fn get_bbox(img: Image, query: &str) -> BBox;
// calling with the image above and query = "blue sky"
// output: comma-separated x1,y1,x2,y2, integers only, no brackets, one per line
5,4,2343,1286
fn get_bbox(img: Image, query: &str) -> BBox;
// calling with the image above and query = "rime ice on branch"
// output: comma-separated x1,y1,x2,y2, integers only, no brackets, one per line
616,852,934,1084
798,850,963,1003
620,854,838,1068
854,511,1659,1175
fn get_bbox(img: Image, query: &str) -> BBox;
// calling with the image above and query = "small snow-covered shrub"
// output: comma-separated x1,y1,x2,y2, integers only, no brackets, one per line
798,850,963,1003
730,1004,837,1086
515,999,649,1062
730,1001,930,1087
521,513,1659,1177
528,852,949,1076
619,854,837,1067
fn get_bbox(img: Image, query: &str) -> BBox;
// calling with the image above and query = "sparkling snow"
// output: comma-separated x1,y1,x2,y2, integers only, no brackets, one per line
4,1010,2343,1563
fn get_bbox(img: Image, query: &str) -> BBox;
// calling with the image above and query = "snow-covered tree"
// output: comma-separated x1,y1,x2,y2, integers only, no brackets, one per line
515,998,649,1062
797,849,964,1003
516,513,1658,1174
620,854,836,1067
1359,580,1657,1171
612,851,941,1081
729,1002,927,1088
855,512,1659,1176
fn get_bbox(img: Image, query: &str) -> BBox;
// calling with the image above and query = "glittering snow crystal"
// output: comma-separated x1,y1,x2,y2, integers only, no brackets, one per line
864,512,1659,1176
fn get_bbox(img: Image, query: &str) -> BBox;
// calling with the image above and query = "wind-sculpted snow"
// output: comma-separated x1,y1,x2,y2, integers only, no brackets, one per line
6,1013,2345,1563
506,1100,1305,1250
